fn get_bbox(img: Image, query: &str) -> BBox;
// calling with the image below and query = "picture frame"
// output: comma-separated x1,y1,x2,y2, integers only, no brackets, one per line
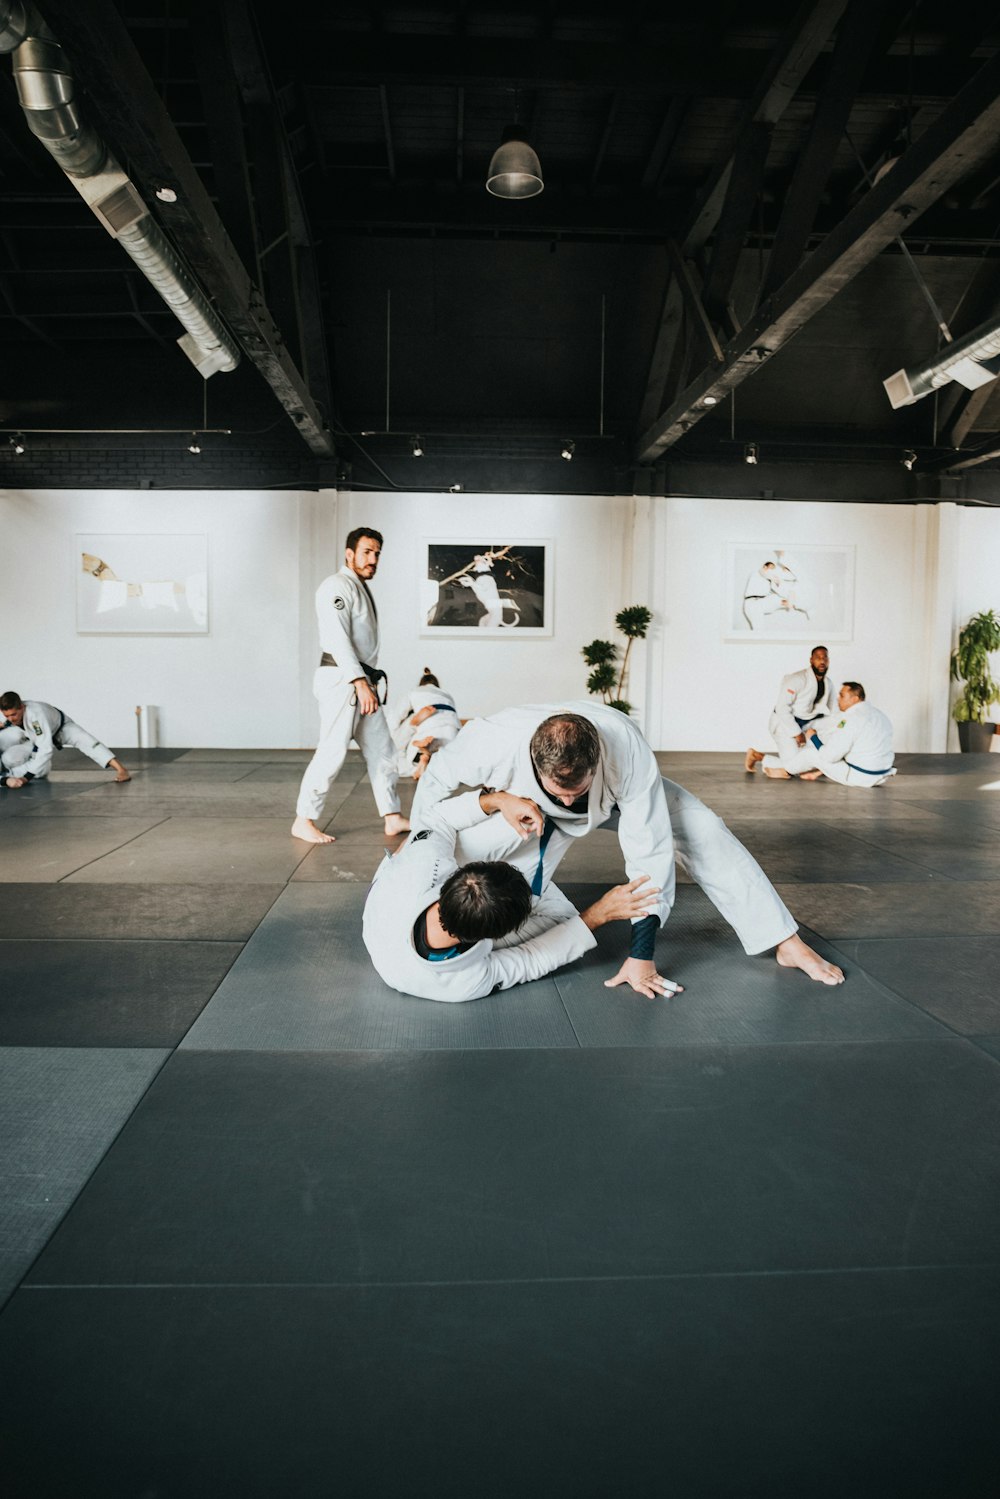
421,539,553,637
724,543,855,642
76,533,209,634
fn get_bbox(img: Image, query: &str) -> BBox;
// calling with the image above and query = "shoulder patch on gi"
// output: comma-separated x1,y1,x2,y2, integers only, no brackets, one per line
333,595,346,610
31,720,42,734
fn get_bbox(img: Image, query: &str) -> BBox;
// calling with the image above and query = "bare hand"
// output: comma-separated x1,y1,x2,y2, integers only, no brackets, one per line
354,678,379,716
582,877,660,930
409,704,435,728
794,732,806,746
4,776,27,789
488,791,544,839
604,957,683,1000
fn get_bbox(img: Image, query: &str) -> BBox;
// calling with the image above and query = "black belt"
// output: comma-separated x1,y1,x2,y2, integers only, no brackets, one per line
320,655,388,704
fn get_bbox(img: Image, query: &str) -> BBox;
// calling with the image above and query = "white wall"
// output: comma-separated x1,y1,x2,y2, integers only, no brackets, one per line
4,484,1000,751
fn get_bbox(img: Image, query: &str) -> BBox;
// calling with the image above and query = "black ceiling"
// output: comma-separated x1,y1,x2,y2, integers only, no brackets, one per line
3,0,1000,499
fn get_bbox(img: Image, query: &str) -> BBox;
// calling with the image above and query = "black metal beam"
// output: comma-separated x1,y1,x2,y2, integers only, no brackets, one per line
635,46,1000,462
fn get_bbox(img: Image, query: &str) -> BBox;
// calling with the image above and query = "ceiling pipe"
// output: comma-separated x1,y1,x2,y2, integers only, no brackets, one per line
883,314,1000,409
0,0,240,377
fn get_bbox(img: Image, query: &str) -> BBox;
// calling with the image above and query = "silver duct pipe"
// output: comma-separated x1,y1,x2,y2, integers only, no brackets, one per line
883,315,1000,409
0,0,240,376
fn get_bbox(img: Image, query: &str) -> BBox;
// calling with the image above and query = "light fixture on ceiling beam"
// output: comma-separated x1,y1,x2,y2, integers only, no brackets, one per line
187,434,201,454
901,449,917,470
744,442,759,465
411,435,424,457
560,440,575,461
9,433,25,454
486,124,544,199
884,314,1000,408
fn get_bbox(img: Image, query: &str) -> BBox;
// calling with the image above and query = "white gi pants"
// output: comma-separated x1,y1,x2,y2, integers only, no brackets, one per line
295,668,400,821
455,776,797,956
762,748,895,788
1,717,112,775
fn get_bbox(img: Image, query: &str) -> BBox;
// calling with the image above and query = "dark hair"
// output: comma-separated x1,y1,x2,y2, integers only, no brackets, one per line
811,645,828,656
530,713,601,788
345,526,383,553
0,691,23,712
418,667,440,687
438,861,532,942
842,681,865,701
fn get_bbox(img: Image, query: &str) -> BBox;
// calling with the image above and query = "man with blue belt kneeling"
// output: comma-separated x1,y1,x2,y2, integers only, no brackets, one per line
759,681,896,788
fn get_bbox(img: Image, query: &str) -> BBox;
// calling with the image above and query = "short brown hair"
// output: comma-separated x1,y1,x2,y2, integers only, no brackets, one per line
0,691,23,712
842,681,865,701
345,527,383,553
530,713,601,788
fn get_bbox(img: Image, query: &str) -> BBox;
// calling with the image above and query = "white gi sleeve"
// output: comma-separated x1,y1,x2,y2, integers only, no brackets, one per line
483,910,596,992
772,673,801,735
612,741,675,929
316,577,366,681
809,715,856,767
411,717,511,827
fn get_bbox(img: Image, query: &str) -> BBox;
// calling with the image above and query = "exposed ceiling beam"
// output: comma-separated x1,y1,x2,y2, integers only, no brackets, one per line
635,45,1000,463
35,0,334,456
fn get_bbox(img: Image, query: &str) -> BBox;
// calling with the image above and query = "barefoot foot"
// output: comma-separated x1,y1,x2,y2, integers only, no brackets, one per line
291,815,335,844
763,766,791,779
109,758,131,783
384,812,411,836
776,933,844,985
744,747,764,772
799,769,824,780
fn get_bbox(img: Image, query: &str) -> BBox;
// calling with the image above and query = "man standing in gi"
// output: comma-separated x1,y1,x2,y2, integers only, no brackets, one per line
412,702,843,998
291,527,409,845
745,645,833,774
1,691,130,786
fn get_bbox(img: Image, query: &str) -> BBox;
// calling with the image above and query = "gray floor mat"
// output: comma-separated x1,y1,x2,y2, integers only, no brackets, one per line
0,817,171,881
62,818,314,885
0,883,282,941
181,884,578,1052
0,940,243,1047
0,1046,167,1306
774,881,1000,937
825,936,1000,1033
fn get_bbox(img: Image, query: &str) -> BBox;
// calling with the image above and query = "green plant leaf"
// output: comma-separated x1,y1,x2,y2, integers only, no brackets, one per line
615,605,652,639
607,698,633,715
582,639,617,666
587,664,617,695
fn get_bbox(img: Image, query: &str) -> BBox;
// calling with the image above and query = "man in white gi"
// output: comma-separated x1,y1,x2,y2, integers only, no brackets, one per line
759,682,896,788
745,645,833,773
412,703,844,998
0,691,130,786
391,668,461,779
364,790,662,1002
292,528,409,845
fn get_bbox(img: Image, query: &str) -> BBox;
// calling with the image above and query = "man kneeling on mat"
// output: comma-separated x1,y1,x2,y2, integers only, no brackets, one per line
363,790,661,1002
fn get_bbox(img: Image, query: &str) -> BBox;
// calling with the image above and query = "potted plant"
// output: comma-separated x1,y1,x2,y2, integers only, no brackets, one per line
581,605,652,715
951,608,1000,752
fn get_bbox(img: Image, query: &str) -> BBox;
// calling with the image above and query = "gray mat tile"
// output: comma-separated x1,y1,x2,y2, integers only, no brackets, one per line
182,884,578,1052
0,779,112,819
555,885,946,1047
775,881,1000,937
0,817,170,881
0,940,242,1047
973,1036,1000,1063
27,1040,1000,1287
173,748,313,762
917,797,1000,833
62,818,312,885
3,1268,999,1499
825,936,1000,1035
0,883,282,941
289,831,403,883
0,1047,166,1306
825,821,1000,881
724,819,940,883
26,784,303,819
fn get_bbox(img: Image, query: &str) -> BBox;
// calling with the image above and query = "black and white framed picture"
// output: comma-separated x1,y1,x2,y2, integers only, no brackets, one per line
421,539,553,636
76,533,209,633
724,543,855,641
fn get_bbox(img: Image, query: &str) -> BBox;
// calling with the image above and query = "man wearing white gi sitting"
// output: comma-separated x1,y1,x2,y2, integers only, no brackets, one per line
0,691,130,787
745,646,833,774
363,790,661,1002
292,527,409,845
411,703,844,998
758,682,896,788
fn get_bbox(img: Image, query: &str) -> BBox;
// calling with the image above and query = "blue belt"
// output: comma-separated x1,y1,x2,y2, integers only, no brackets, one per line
846,761,893,776
795,715,822,729
428,703,456,713
531,817,556,897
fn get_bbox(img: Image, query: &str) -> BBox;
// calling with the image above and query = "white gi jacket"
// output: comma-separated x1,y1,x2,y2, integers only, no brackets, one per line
315,565,380,684
770,668,834,737
0,700,64,779
362,799,596,1002
808,701,895,782
411,701,674,930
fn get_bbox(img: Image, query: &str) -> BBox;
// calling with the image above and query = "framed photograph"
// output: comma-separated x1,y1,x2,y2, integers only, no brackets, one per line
724,543,854,641
76,533,209,634
421,539,553,636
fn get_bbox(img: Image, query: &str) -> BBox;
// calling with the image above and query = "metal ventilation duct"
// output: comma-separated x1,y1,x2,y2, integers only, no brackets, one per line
883,315,1000,409
0,0,240,377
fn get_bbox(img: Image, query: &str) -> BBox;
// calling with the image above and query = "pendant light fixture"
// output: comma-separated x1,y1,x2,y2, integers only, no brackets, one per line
486,97,544,200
